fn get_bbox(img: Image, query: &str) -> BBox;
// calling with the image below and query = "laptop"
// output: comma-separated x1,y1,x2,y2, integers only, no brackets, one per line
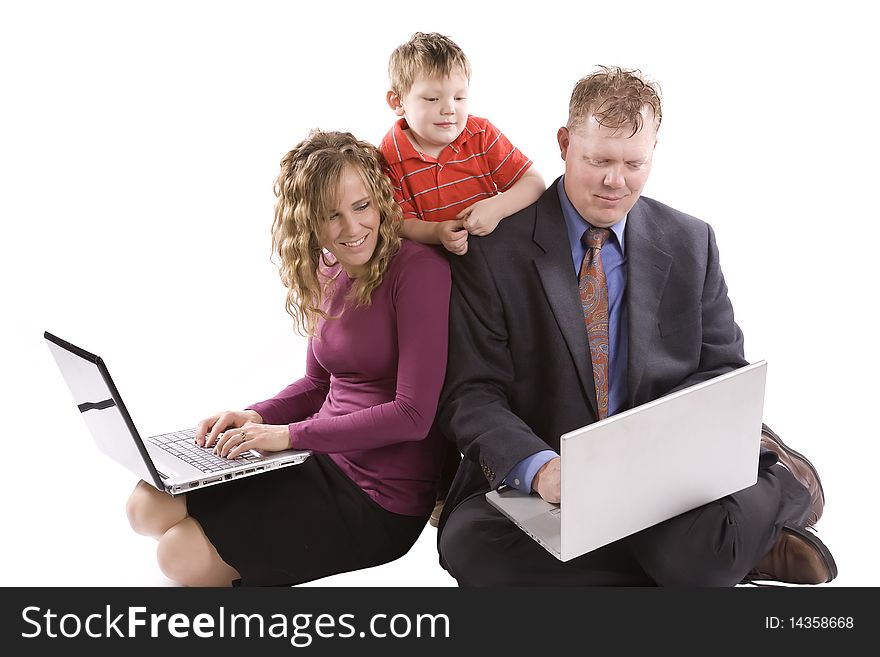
45,331,311,495
486,361,767,561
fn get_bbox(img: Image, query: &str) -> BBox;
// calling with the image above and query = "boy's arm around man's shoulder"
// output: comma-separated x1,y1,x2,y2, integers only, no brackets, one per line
459,166,546,236
400,218,469,256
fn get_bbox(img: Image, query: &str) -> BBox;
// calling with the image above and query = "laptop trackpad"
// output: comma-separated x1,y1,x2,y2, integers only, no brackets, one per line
521,509,562,555
487,489,562,557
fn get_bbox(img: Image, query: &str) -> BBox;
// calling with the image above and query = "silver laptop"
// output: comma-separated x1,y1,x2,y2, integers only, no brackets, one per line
45,331,311,495
486,361,767,561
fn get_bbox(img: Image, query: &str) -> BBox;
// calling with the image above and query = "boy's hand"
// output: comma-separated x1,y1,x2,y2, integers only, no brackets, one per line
438,219,469,256
458,198,503,236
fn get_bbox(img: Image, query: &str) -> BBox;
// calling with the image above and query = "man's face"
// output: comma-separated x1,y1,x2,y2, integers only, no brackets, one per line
558,112,657,227
388,71,469,157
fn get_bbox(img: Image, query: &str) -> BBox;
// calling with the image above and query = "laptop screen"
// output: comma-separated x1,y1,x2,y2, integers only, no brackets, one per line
45,332,164,489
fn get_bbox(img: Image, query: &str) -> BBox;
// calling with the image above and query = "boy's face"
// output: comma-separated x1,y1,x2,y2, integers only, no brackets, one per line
388,70,469,156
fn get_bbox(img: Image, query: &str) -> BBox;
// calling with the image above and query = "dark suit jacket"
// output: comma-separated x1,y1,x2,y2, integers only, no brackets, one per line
436,179,748,532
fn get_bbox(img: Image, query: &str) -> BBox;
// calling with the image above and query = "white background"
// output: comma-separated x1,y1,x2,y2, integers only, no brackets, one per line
1,0,877,587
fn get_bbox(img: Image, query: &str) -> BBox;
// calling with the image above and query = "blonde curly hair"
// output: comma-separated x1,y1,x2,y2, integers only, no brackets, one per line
271,130,402,337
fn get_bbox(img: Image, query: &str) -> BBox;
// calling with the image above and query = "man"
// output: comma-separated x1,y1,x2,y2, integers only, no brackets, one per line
436,66,836,586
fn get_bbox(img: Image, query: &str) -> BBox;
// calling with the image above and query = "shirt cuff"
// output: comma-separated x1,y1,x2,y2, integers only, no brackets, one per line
504,450,557,493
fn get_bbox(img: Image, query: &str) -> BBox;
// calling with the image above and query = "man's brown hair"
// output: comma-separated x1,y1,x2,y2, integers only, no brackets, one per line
568,66,662,136
388,32,471,97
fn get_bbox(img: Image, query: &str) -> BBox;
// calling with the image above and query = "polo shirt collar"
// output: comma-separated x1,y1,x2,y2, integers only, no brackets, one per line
385,115,483,164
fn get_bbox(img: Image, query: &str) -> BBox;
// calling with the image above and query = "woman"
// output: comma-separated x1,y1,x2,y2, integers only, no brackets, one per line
126,130,451,586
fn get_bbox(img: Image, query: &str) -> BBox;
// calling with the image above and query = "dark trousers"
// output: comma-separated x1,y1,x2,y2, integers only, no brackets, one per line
439,462,811,586
436,441,462,500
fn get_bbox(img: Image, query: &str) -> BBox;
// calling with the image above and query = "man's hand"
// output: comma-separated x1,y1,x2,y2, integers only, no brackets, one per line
438,219,469,255
457,198,503,236
532,456,561,503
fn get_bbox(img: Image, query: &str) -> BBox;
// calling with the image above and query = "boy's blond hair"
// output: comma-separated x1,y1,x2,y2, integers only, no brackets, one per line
388,32,472,97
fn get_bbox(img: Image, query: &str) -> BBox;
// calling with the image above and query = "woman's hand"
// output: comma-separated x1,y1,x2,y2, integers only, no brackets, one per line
195,410,262,447
212,423,292,459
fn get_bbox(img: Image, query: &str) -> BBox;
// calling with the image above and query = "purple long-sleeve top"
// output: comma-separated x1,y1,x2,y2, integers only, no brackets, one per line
247,240,451,516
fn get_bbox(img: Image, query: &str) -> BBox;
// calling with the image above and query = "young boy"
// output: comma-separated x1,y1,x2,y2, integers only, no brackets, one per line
379,32,545,525
379,32,545,256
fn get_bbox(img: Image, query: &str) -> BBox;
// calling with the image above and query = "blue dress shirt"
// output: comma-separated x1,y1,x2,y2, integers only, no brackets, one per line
504,177,630,493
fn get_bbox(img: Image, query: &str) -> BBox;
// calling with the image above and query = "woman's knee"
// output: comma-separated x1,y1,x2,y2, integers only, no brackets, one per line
156,523,195,584
126,481,156,535
156,519,238,587
126,480,185,538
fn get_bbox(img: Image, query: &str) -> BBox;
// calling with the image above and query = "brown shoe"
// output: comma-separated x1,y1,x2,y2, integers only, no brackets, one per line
746,525,837,585
761,424,825,527
429,499,444,528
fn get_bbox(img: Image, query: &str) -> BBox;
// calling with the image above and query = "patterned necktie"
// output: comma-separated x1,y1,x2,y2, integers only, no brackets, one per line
579,227,611,419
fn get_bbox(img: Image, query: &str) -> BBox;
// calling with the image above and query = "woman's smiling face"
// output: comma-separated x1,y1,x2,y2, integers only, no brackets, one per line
318,166,381,277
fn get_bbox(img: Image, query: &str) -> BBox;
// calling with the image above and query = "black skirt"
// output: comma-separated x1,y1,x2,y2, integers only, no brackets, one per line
186,453,428,586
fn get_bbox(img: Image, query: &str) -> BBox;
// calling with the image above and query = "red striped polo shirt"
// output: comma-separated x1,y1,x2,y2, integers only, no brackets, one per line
379,115,533,222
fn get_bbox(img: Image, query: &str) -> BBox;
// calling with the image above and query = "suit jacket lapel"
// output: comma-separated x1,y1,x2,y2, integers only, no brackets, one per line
532,185,599,417
625,200,673,403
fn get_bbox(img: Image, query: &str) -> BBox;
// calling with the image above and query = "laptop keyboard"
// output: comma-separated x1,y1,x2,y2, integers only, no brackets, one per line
147,429,261,473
